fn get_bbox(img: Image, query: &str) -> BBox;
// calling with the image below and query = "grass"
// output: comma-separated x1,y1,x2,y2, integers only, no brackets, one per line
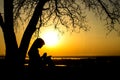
0,56,120,79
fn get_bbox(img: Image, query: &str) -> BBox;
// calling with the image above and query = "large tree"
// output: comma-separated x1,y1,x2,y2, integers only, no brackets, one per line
0,0,120,79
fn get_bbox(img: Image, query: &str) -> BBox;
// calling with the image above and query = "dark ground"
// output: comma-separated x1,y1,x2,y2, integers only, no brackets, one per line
0,56,120,80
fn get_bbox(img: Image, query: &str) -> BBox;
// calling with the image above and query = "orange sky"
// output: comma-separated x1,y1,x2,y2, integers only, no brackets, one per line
0,0,120,56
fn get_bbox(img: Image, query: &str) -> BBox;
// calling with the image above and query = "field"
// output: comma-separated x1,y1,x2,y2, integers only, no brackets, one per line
0,56,120,79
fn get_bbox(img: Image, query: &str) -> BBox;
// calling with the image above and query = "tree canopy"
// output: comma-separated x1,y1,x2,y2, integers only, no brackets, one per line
13,0,120,34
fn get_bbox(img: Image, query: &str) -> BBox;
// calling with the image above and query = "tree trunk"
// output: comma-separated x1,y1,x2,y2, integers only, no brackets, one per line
4,0,18,64
1,0,48,79
3,0,19,79
18,0,47,71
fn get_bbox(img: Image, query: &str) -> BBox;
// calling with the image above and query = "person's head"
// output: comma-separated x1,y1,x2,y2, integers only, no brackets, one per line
33,38,45,48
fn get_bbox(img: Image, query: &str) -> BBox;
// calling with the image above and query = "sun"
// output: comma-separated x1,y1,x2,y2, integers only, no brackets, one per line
40,30,59,47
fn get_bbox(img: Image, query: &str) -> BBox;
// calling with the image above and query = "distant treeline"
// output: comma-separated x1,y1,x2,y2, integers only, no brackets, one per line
24,56,120,66
1,55,120,60
1,56,120,67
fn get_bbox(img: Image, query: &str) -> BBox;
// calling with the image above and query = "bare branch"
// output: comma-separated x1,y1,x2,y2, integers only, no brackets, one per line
13,0,120,34
82,0,120,33
41,0,89,33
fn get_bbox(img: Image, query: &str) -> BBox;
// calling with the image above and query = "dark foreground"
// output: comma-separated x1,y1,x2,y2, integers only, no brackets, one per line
0,56,120,80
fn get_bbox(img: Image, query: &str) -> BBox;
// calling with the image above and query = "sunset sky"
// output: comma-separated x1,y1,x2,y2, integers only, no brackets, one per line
0,0,120,56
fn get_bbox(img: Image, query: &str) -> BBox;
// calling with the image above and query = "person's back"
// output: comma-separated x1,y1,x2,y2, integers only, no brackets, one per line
28,38,45,71
28,47,41,69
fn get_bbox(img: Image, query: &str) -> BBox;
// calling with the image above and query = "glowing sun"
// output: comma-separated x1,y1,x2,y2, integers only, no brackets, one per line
41,30,59,47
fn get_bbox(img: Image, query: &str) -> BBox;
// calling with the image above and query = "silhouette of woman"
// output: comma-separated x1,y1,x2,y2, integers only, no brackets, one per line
28,38,45,71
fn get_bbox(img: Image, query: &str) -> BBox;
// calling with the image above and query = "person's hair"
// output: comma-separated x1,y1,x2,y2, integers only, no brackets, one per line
32,38,45,48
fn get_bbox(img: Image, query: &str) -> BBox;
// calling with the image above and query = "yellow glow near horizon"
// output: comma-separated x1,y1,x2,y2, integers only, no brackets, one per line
40,30,60,47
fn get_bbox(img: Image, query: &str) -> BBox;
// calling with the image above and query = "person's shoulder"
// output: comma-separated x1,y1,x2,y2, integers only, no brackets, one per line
47,56,52,59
